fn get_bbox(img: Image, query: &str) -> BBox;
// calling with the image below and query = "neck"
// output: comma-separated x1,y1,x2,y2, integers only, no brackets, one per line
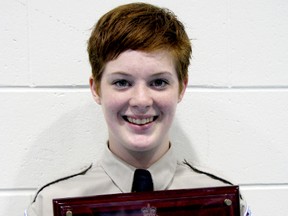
128,149,166,169
108,142,170,169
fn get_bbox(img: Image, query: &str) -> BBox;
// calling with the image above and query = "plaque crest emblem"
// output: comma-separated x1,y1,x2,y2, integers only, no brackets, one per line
141,203,158,216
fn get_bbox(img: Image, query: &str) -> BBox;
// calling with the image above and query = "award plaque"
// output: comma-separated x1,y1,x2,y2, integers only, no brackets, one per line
53,186,240,216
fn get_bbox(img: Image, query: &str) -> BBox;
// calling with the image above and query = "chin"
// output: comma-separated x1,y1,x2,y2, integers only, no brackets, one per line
126,140,157,152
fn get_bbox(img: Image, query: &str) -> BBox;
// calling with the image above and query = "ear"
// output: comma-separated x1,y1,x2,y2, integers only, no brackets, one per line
178,78,188,103
89,76,101,105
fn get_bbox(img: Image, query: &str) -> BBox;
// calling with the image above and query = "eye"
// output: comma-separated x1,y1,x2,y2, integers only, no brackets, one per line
150,79,169,89
112,79,131,88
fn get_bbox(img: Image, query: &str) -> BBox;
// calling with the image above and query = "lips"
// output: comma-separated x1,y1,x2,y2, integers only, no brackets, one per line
123,116,158,125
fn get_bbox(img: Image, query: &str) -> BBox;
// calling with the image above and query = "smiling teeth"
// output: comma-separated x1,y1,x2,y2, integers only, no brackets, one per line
127,117,154,125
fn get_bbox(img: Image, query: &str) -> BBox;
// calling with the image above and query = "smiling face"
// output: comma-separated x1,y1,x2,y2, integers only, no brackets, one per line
90,50,186,167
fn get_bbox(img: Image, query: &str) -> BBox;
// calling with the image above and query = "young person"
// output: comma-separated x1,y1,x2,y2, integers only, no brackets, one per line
26,3,250,215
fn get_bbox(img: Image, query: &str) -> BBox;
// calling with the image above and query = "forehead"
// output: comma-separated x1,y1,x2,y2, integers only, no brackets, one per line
103,50,176,76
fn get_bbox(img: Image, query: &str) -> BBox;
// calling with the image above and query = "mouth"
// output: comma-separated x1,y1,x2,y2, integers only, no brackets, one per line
123,116,158,125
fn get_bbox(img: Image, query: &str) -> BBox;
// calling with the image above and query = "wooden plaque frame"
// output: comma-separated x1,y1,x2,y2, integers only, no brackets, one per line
53,186,240,216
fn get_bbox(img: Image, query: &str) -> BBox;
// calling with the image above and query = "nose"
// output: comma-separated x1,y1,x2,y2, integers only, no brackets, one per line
129,84,153,113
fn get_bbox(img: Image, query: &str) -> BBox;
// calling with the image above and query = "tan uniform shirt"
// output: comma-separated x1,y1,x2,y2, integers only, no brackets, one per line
26,145,250,216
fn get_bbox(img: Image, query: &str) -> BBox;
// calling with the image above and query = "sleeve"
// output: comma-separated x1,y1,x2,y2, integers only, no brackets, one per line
24,164,93,216
240,197,252,216
25,201,39,216
25,191,45,216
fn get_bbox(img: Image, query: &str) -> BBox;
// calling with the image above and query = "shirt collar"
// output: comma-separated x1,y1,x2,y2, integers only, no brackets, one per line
100,144,177,193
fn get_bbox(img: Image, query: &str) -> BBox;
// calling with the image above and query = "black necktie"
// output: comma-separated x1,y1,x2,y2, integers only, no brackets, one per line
131,169,154,192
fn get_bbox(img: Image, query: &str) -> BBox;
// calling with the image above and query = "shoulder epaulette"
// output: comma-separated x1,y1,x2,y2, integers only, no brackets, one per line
183,159,233,185
183,160,243,200
32,163,93,203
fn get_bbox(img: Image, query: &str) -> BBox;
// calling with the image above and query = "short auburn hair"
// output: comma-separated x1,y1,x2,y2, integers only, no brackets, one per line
88,2,191,93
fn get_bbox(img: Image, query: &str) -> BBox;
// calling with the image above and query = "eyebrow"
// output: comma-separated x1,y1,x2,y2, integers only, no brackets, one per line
150,72,174,77
107,72,131,77
107,71,174,78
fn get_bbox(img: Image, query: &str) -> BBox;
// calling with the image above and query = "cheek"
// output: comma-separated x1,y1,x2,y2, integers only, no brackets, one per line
101,95,127,119
157,95,179,115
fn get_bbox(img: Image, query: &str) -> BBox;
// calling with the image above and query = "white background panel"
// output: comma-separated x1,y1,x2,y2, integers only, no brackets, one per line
0,0,29,86
173,90,288,184
0,91,105,188
0,192,34,216
229,0,288,86
240,185,288,216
